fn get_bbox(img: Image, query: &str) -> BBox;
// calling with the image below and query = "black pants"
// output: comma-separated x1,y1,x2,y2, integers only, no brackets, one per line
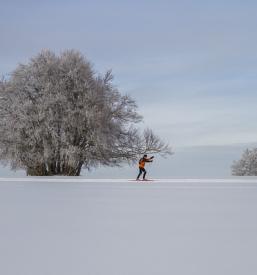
137,168,146,179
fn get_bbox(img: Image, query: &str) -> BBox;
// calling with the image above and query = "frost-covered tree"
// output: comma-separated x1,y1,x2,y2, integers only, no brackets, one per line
231,148,257,176
0,50,171,176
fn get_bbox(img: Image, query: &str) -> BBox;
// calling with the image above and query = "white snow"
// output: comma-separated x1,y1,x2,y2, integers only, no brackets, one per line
1,178,257,275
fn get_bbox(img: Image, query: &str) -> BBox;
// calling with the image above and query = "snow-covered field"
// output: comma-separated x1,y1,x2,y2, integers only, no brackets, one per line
1,178,257,275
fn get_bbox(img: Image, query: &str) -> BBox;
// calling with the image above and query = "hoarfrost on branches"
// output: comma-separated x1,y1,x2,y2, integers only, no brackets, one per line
0,50,172,176
231,148,257,176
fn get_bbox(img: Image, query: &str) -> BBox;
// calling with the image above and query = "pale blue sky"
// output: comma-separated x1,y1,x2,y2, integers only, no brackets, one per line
1,0,257,147
1,0,257,176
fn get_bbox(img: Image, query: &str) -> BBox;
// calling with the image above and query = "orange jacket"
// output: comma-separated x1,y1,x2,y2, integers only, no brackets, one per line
139,157,152,168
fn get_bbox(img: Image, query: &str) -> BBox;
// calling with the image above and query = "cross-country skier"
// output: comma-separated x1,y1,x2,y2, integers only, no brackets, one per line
136,154,154,180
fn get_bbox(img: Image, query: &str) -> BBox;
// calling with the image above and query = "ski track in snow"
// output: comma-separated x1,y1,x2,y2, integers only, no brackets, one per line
1,177,257,189
1,177,257,183
1,178,257,275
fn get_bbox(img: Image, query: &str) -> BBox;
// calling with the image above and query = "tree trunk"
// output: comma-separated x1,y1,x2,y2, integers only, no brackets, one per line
26,161,82,176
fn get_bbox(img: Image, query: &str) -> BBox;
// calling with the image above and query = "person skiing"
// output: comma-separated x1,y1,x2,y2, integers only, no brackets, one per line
136,154,154,180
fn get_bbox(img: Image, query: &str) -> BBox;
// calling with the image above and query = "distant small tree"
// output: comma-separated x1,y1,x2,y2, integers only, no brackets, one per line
231,148,257,176
0,50,172,176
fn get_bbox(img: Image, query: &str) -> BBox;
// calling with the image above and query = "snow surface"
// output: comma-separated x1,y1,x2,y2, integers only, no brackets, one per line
1,178,257,275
